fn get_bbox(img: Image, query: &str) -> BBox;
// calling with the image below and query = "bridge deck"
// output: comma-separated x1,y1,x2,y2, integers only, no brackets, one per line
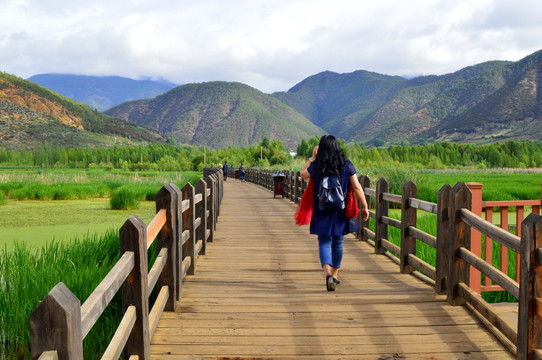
151,180,514,359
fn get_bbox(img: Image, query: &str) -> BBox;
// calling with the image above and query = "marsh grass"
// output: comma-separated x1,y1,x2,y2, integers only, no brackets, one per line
0,232,121,359
110,186,139,210
413,171,542,203
0,232,161,359
0,169,201,201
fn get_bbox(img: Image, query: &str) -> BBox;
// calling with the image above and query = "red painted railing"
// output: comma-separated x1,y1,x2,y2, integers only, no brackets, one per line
468,182,542,294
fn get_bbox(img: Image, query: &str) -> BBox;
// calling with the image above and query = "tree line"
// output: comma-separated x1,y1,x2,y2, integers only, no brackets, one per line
0,137,292,171
299,138,542,169
2,138,542,171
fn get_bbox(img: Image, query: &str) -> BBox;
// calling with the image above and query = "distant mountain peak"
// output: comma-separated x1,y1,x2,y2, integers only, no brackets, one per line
27,74,177,111
105,81,325,150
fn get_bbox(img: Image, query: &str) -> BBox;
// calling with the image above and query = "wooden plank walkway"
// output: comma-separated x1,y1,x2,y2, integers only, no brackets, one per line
151,180,514,359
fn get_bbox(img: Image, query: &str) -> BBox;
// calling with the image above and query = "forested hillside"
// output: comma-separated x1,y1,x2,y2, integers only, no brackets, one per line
105,81,325,149
275,49,542,146
0,72,166,149
28,74,177,111
271,70,408,136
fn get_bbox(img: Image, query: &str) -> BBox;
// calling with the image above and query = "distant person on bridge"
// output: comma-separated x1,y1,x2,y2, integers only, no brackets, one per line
223,161,229,181
299,135,370,291
239,163,246,181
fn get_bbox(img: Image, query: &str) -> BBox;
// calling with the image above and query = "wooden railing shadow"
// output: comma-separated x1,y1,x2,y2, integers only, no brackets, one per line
30,169,223,360
243,168,542,360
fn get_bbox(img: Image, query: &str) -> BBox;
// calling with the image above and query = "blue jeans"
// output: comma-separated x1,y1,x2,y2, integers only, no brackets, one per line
318,235,344,268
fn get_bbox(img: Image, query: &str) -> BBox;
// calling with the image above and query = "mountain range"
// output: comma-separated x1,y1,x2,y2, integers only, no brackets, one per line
27,74,177,111
3,49,542,150
272,50,542,146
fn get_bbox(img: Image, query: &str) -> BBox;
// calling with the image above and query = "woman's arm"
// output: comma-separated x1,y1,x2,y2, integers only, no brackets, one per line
349,174,370,221
300,146,318,179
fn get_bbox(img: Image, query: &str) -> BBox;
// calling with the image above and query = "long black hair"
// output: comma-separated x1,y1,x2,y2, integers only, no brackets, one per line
313,135,346,177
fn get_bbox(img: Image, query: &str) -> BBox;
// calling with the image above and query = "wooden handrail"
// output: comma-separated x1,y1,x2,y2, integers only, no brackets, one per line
484,199,542,207
460,208,521,252
457,247,519,298
382,192,401,204
147,208,167,249
409,198,438,214
81,251,135,338
147,247,167,291
38,351,58,360
101,305,136,360
31,170,223,360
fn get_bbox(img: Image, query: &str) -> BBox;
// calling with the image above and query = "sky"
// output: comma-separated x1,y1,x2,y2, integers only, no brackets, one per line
1,0,541,93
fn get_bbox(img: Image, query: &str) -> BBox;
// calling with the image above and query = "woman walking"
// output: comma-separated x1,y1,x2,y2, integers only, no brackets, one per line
300,135,370,291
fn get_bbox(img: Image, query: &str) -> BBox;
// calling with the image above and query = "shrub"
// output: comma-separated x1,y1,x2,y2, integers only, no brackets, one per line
0,191,5,205
110,186,139,210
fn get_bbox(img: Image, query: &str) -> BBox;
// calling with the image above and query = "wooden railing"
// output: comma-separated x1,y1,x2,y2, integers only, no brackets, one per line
30,170,223,360
468,183,542,294
242,168,542,360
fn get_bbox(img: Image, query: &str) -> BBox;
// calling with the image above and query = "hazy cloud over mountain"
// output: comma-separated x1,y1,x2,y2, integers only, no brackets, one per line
1,0,541,93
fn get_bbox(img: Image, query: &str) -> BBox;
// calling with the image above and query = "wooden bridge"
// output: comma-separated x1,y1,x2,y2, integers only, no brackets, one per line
152,179,513,359
30,168,542,359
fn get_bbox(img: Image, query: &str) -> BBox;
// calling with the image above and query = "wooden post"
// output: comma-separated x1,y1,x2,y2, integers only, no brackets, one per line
436,184,452,295
168,183,183,300
447,182,471,306
517,213,542,360
119,215,150,359
195,179,208,255
30,282,83,359
182,183,196,275
401,181,417,274
294,171,301,204
374,177,389,254
212,171,221,219
467,182,483,294
205,175,215,242
358,175,371,241
292,171,296,201
285,171,291,200
155,184,177,311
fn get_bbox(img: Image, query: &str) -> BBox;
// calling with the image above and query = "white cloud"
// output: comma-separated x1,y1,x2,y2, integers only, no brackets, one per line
0,0,541,92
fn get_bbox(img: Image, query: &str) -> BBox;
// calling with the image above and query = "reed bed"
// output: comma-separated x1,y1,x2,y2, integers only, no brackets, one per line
0,169,201,202
0,232,121,359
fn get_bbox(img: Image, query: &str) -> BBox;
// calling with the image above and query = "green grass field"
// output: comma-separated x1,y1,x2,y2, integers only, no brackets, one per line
0,199,157,248
356,166,542,203
0,169,202,248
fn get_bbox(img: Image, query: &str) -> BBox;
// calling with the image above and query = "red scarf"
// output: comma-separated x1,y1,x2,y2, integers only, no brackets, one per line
295,179,358,225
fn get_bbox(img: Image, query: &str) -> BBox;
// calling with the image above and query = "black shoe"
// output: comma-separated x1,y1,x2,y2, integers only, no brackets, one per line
333,278,340,285
326,275,336,291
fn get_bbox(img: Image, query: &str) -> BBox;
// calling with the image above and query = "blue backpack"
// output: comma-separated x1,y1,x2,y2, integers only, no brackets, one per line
318,175,345,212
